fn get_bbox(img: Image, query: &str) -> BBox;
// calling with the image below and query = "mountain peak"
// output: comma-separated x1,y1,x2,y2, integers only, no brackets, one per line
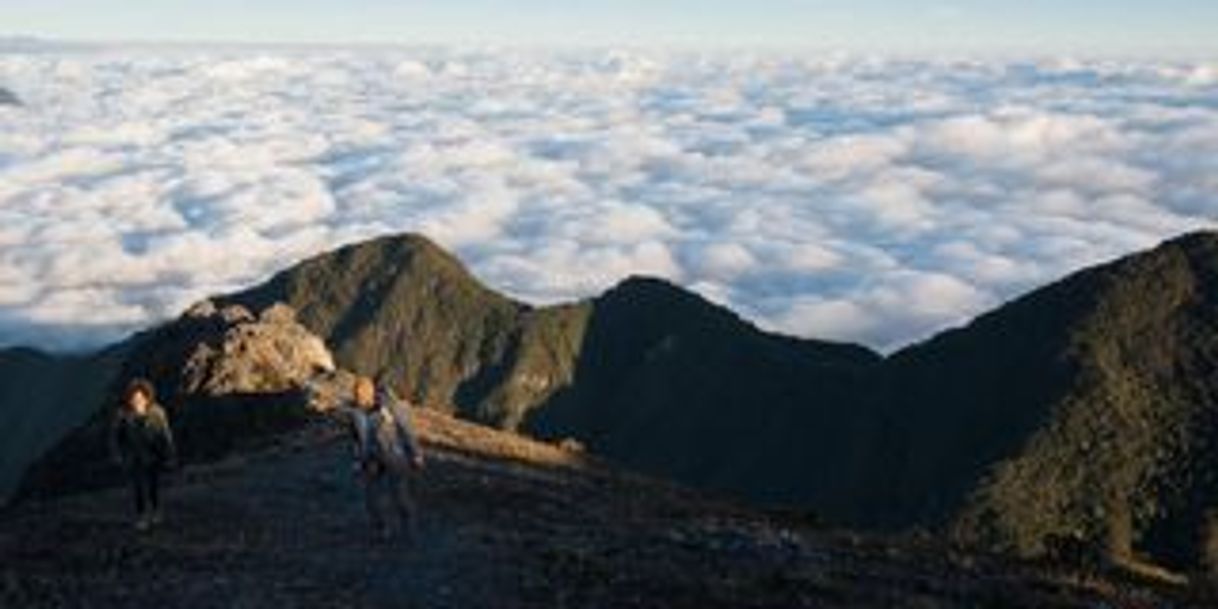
315,232,473,281
1162,228,1218,249
0,87,20,107
610,274,681,291
601,275,709,308
1158,229,1218,281
337,231,447,258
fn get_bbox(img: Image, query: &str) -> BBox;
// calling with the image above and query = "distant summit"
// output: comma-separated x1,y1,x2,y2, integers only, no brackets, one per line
0,36,97,53
0,87,20,106
0,35,48,51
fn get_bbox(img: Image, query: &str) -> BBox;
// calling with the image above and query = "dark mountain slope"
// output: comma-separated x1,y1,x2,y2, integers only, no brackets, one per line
859,247,1114,528
877,232,1218,568
0,345,127,501
0,87,19,106
526,277,882,516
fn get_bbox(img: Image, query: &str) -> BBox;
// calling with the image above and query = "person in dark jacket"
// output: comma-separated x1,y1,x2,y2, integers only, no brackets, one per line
342,375,424,541
110,378,177,531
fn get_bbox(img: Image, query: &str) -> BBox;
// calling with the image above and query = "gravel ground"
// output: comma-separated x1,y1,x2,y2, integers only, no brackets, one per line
0,414,1190,608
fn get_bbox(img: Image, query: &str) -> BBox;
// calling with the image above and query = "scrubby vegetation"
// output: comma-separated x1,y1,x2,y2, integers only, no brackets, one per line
945,234,1218,571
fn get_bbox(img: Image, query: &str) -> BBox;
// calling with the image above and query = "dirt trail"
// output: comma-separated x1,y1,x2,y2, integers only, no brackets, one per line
0,413,1187,608
2,432,508,608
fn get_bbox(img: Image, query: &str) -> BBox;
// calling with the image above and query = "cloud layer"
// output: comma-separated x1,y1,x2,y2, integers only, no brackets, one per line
1,48,1216,352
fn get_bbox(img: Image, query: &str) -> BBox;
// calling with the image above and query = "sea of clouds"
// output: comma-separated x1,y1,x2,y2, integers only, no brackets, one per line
0,46,1216,352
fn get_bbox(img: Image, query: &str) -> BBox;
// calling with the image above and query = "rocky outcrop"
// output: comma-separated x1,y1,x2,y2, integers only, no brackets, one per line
17,301,339,498
179,301,334,398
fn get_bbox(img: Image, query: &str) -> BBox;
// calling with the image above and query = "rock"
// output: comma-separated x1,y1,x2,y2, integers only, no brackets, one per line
219,304,255,325
259,302,297,325
179,303,334,397
184,299,219,319
14,301,340,499
299,369,358,413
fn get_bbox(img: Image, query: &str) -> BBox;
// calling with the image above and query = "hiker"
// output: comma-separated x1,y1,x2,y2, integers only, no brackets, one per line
109,378,177,531
341,375,425,541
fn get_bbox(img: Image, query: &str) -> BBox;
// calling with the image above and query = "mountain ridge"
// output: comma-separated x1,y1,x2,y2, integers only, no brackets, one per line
8,229,1218,573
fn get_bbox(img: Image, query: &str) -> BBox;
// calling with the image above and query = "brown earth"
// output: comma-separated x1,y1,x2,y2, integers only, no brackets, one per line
0,409,1192,608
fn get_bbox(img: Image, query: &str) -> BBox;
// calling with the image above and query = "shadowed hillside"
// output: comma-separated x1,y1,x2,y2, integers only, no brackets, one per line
0,345,127,500
887,233,1218,570
524,276,881,514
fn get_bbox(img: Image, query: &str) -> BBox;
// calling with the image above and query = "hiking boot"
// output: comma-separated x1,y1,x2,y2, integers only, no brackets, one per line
134,515,151,532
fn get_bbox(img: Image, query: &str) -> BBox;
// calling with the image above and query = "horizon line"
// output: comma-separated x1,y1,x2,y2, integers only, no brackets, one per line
2,33,1214,62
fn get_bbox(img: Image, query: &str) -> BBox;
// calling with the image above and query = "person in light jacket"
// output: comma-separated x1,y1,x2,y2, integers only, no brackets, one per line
341,375,424,541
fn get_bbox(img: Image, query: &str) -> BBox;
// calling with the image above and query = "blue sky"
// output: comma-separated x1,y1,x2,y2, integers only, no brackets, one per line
3,0,1217,54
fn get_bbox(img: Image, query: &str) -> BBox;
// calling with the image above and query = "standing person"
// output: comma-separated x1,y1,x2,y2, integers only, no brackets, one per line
342,375,425,541
109,378,177,532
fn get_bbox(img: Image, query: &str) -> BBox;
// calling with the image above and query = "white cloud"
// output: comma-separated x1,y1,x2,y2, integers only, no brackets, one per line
778,298,877,345
694,243,758,279
0,49,1216,352
776,243,842,273
583,202,676,245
